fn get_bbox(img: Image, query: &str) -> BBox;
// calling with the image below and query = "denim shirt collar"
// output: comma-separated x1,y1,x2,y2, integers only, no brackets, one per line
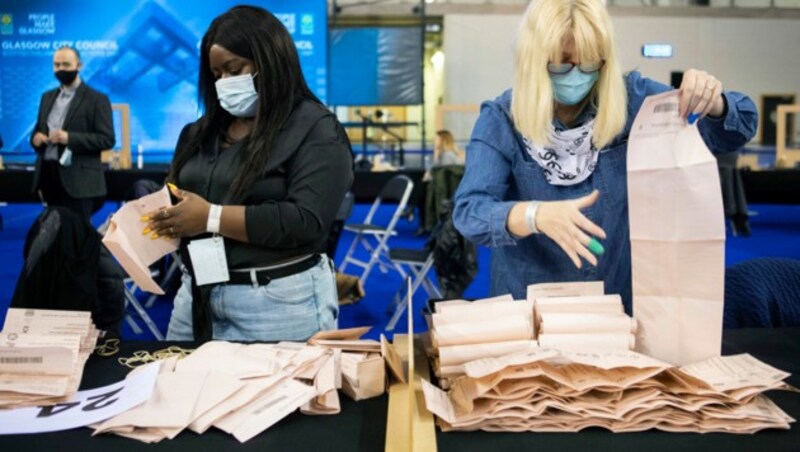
553,104,597,132
496,89,626,149
495,89,597,134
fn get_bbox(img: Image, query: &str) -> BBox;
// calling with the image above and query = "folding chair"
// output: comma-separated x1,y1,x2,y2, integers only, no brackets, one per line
144,252,183,308
385,248,442,331
99,208,170,341
123,276,165,340
339,175,414,285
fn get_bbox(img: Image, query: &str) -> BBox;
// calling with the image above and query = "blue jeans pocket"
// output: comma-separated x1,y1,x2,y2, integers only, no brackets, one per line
258,270,315,304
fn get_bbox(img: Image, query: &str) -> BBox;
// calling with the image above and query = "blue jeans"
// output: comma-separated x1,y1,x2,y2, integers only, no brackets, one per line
166,256,338,342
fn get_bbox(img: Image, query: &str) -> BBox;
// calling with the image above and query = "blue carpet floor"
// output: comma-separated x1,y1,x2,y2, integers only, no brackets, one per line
1,202,799,342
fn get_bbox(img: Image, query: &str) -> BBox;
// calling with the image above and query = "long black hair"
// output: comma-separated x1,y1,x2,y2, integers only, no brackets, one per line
168,5,321,200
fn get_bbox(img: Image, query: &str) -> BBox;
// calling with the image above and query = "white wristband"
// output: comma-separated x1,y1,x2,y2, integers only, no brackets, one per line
206,204,223,234
525,201,540,234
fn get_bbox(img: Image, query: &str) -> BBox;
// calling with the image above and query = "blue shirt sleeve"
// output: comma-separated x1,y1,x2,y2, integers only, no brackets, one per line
626,71,758,152
453,101,520,248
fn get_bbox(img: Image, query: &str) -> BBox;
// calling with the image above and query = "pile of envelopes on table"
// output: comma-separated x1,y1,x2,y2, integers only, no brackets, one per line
425,295,538,388
529,282,637,351
425,282,635,388
0,308,99,409
422,348,796,433
92,327,404,443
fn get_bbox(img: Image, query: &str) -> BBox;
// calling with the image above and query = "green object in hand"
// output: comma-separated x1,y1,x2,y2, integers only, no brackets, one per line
588,237,605,256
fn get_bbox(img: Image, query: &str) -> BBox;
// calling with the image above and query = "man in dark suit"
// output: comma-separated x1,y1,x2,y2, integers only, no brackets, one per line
30,46,114,221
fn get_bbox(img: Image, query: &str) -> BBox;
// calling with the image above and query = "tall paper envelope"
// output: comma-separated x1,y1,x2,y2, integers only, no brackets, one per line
627,91,725,366
102,186,179,294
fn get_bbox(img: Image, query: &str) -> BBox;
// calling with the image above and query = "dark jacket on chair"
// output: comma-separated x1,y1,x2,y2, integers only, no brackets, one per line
12,207,100,313
425,165,465,232
30,82,114,199
11,207,124,336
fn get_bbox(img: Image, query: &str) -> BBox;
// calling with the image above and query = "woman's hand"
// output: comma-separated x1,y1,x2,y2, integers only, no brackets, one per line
143,184,210,239
530,190,606,269
679,69,725,123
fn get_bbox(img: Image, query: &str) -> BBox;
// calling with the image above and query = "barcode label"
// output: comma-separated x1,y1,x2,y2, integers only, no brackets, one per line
0,357,43,364
653,103,678,114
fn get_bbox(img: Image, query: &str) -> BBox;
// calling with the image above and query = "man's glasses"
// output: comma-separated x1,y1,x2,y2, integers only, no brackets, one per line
547,60,605,75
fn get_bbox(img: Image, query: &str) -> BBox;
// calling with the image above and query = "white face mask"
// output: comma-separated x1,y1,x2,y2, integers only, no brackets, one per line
215,73,258,118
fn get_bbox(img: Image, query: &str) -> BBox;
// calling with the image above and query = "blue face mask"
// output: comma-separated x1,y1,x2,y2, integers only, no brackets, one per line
550,67,599,106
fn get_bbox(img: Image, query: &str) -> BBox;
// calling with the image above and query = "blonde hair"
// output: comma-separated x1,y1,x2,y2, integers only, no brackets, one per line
436,130,458,152
435,130,465,159
511,0,627,149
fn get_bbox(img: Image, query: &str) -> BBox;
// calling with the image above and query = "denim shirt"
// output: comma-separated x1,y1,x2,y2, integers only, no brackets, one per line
453,71,758,311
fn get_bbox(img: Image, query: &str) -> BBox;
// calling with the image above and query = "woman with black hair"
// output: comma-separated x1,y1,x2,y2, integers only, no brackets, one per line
143,6,353,342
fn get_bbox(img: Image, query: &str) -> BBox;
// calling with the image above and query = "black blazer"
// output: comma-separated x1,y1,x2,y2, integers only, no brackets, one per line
30,82,115,199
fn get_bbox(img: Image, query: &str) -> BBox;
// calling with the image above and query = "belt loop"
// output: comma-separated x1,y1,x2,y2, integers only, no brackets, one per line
250,269,259,289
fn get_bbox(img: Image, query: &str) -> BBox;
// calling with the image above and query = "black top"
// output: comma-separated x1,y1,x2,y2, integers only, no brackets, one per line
173,99,353,269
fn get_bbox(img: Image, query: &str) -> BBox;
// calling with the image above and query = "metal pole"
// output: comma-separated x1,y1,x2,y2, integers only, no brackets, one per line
418,0,426,168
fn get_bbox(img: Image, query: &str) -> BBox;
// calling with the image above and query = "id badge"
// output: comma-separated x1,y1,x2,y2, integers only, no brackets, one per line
59,148,73,167
187,236,230,286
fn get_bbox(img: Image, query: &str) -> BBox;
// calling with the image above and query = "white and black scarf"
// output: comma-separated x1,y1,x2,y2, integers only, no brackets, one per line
523,119,598,186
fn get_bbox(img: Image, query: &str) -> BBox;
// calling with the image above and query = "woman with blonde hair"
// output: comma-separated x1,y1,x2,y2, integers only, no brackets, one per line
453,0,756,310
432,130,465,167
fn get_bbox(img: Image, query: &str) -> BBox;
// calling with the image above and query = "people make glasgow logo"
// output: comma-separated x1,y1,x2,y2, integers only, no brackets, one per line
18,13,55,36
0,14,12,36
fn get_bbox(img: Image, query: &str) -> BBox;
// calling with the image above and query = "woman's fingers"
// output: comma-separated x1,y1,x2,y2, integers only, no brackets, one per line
574,212,606,240
539,197,606,269
691,79,716,119
555,235,582,269
574,239,598,267
144,206,183,237
571,226,598,267
574,189,600,209
701,83,723,119
679,70,698,118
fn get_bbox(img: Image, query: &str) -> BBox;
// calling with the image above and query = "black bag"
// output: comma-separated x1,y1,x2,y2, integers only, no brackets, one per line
426,200,477,299
11,206,124,337
12,207,100,313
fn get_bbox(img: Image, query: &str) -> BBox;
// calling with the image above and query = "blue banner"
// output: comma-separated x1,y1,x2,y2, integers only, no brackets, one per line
0,0,327,162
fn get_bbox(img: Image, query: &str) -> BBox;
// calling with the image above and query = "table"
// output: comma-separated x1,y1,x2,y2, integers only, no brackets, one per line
741,169,800,204
351,169,425,204
437,327,800,452
340,120,419,166
0,341,387,451
3,166,797,205
0,328,797,451
0,168,170,203
0,168,426,205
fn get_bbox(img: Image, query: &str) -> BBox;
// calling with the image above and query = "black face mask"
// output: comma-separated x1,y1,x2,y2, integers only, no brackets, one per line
55,69,78,85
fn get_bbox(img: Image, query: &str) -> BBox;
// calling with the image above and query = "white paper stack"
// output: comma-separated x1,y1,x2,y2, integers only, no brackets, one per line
527,282,635,351
308,327,406,401
93,341,339,443
93,326,407,444
0,308,99,409
427,295,537,384
423,350,795,434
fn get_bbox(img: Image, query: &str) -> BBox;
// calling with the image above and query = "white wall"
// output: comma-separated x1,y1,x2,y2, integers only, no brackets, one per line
444,15,519,105
443,13,800,141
